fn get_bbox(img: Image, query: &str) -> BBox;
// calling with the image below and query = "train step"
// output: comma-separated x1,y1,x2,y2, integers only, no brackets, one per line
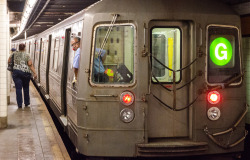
136,138,208,157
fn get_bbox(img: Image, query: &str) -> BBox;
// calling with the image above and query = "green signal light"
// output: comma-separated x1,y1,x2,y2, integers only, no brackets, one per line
210,37,232,66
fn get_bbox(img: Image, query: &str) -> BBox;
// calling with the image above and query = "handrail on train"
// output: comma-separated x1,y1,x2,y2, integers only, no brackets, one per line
204,104,249,149
208,72,245,91
149,54,198,111
149,54,244,111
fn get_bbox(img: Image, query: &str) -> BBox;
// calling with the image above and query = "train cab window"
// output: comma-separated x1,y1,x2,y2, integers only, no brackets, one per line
207,25,241,85
151,27,181,83
91,24,135,85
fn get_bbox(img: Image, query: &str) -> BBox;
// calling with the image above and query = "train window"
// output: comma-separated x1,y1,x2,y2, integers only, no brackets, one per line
45,40,48,64
28,42,31,55
35,41,40,61
53,39,60,71
207,25,241,84
91,24,135,85
41,42,45,65
151,27,181,83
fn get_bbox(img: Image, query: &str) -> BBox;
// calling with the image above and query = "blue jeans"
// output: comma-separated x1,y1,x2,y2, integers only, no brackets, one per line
12,70,31,107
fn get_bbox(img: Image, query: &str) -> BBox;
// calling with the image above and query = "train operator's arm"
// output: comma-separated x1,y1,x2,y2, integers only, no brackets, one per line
74,68,78,80
28,59,37,79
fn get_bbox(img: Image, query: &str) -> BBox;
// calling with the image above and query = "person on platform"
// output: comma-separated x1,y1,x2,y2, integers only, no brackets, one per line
8,43,37,108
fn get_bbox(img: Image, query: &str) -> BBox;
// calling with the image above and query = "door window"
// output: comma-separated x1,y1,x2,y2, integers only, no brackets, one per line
151,27,181,83
53,38,60,71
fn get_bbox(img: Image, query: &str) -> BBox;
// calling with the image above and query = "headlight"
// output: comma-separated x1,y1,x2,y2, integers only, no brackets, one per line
120,108,134,123
207,107,221,121
120,91,135,106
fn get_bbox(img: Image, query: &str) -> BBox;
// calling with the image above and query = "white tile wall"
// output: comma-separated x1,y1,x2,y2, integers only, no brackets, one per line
0,14,7,21
0,83,6,89
0,0,8,120
0,40,7,48
0,0,6,5
0,55,6,61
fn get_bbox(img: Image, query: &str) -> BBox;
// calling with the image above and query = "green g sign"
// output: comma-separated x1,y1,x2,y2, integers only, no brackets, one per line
210,37,232,66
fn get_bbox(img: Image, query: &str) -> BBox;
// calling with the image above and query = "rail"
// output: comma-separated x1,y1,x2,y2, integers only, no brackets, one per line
204,104,249,149
150,54,198,111
209,72,245,91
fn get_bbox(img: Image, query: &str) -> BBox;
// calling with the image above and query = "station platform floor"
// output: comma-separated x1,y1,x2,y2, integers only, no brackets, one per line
0,83,71,160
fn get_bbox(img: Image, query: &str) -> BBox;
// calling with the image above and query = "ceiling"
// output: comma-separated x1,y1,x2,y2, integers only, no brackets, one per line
8,0,250,40
8,0,100,39
8,0,25,31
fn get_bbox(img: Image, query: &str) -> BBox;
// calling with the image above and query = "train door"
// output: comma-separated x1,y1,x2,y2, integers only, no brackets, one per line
147,21,193,138
40,39,47,92
65,30,79,126
46,35,52,96
61,28,71,117
35,39,42,83
48,33,64,116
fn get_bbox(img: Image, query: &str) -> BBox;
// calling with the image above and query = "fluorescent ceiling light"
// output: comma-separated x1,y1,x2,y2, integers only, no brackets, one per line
11,0,38,39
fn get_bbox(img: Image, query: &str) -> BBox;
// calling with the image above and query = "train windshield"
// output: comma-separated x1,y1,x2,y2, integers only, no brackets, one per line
91,24,135,85
151,27,181,83
207,25,241,85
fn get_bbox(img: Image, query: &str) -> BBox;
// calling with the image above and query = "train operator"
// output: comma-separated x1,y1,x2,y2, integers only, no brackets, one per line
71,37,81,83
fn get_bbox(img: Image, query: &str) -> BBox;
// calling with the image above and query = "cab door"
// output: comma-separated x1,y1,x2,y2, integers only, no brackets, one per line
65,30,78,125
148,21,193,138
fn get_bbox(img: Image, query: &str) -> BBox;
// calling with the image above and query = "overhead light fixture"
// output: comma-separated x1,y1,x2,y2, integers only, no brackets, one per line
36,22,54,24
11,0,38,39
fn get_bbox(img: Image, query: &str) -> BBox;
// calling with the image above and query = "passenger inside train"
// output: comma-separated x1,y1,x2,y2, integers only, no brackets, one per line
91,25,134,84
93,48,109,82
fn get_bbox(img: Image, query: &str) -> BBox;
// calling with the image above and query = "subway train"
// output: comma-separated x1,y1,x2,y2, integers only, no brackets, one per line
12,0,249,158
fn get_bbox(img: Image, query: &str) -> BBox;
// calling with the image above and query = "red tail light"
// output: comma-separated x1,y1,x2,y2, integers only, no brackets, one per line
207,91,220,104
120,91,134,106
123,94,132,104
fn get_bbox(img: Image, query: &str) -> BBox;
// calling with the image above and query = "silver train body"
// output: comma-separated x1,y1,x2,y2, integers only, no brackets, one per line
12,0,248,158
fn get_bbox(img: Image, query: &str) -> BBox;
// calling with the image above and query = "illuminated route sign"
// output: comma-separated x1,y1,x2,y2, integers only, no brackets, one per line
210,37,232,66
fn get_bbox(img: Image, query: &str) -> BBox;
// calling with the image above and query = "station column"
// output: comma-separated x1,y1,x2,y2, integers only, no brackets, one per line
0,0,9,128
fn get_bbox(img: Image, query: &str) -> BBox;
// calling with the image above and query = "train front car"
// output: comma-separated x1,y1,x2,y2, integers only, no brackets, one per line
76,0,247,158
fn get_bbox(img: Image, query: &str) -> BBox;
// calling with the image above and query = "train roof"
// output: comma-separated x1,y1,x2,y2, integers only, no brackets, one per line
13,0,240,42
89,0,236,15
85,0,239,23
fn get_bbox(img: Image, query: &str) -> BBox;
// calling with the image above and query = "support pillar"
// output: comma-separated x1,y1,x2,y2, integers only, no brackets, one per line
0,0,9,128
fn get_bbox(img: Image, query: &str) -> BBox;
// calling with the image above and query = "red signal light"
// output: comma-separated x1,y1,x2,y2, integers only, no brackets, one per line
207,91,220,104
120,91,134,106
123,94,132,104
